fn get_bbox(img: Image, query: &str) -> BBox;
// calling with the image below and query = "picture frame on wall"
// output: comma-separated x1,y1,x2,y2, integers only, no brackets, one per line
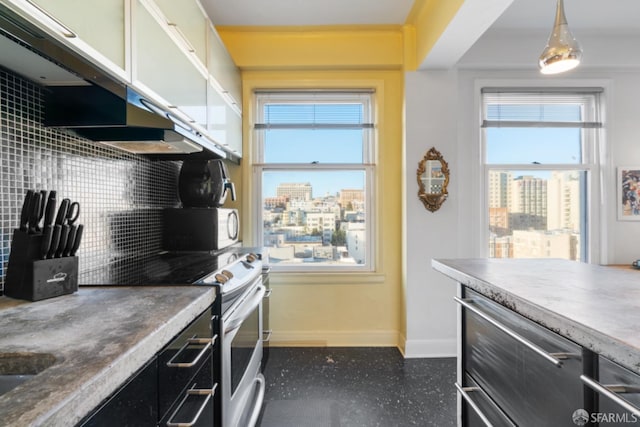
618,167,640,220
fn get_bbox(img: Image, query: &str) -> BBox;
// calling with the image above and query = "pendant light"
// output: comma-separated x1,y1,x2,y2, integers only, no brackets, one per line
538,0,582,74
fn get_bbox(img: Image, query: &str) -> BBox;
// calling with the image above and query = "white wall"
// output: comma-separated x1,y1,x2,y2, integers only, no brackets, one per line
403,32,640,357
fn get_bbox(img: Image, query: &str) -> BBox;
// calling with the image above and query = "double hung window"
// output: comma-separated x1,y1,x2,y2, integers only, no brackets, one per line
253,91,376,271
481,88,603,261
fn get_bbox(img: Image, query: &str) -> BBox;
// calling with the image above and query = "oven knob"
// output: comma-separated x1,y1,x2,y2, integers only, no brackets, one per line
246,253,257,263
214,273,229,284
221,270,234,279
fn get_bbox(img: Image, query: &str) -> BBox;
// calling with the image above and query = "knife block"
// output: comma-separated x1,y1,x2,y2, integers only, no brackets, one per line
4,229,78,301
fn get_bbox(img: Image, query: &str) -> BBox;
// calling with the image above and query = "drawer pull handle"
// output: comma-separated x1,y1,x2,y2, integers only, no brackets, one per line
166,383,217,427
454,297,565,367
166,335,217,368
580,375,640,417
455,383,516,427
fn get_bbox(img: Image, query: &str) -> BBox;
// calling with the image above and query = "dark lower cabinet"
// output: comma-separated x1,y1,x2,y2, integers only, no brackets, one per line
457,286,640,427
79,357,158,427
78,305,219,427
458,288,584,427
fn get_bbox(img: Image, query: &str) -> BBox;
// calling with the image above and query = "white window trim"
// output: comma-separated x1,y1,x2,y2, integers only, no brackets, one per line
472,79,610,264
251,91,377,273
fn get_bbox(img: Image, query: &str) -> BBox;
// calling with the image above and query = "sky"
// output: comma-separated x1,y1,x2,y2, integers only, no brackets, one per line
260,102,584,198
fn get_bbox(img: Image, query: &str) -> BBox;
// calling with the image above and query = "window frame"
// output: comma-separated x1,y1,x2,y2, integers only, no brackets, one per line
252,90,377,273
480,87,604,263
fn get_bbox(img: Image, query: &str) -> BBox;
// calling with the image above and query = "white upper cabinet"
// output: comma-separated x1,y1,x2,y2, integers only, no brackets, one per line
132,0,208,130
7,0,128,80
207,80,242,157
208,24,242,108
153,0,208,68
207,23,242,156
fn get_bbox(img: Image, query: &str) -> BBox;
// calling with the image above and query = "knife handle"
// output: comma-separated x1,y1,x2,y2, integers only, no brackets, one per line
29,192,42,234
55,198,70,226
19,190,34,232
41,225,53,259
43,190,57,227
70,224,83,256
63,225,77,257
47,225,62,259
56,225,70,258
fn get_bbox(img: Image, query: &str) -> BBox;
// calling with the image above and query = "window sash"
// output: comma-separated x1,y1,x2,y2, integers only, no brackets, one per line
480,88,602,262
253,90,376,272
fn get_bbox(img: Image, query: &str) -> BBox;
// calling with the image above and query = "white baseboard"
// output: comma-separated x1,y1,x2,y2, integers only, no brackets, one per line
269,330,400,348
403,338,457,358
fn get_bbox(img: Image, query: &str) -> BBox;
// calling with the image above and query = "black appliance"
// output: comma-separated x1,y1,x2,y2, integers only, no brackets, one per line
178,159,236,208
164,159,239,252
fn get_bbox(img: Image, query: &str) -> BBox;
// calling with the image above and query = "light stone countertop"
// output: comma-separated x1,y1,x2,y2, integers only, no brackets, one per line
432,258,640,375
0,286,217,427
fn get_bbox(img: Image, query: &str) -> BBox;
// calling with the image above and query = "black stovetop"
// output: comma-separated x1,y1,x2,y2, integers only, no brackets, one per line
81,246,256,286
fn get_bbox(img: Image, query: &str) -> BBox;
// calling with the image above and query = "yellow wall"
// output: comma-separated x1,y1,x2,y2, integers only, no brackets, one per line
219,28,405,348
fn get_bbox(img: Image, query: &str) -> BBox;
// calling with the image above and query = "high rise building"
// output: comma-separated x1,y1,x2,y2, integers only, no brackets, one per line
277,182,312,201
510,175,547,230
339,189,364,208
547,171,581,232
488,171,512,208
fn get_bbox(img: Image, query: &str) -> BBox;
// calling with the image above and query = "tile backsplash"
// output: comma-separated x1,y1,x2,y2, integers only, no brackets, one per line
0,68,181,289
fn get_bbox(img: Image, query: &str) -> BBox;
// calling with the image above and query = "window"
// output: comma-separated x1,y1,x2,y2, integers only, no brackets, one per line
253,91,375,271
481,88,603,262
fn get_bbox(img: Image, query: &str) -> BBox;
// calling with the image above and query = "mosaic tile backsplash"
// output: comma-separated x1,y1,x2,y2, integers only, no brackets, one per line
0,68,182,290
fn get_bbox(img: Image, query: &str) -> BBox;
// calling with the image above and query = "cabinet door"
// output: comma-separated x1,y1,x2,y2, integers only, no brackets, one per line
132,0,208,130
461,288,583,426
585,357,640,426
208,24,242,108
207,80,242,157
25,0,127,78
79,357,158,427
152,0,208,67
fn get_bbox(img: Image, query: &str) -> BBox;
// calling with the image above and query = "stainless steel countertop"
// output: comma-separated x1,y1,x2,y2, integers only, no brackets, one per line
432,258,640,374
0,286,216,427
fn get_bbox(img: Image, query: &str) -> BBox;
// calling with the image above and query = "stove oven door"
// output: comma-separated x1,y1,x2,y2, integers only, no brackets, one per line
221,278,266,427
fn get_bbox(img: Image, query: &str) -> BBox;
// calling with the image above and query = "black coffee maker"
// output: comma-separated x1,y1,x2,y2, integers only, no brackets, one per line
163,159,239,251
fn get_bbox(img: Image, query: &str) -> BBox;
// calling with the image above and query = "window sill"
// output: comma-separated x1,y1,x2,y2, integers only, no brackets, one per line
268,272,386,285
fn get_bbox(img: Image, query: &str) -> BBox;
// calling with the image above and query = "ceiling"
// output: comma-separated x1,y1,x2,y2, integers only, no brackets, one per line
202,0,640,35
201,0,640,69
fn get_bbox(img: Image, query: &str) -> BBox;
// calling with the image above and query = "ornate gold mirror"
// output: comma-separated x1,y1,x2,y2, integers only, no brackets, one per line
417,147,449,212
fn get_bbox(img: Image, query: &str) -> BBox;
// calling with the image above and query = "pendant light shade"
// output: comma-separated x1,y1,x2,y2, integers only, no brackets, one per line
538,0,582,74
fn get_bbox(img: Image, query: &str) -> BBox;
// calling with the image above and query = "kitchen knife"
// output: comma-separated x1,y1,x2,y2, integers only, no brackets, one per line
43,190,57,228
19,190,34,232
40,225,53,259
63,224,77,257
38,190,47,230
54,198,70,226
69,224,83,256
28,192,42,234
47,225,62,259
55,224,70,258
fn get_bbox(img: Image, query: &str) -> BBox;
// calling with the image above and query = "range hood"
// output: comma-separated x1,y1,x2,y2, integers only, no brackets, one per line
0,3,228,160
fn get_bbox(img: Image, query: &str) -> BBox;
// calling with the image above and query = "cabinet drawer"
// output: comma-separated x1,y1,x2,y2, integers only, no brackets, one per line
459,374,515,427
158,307,215,418
460,288,583,426
580,356,640,426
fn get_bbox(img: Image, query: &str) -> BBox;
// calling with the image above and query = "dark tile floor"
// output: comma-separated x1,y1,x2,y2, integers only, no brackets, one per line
258,347,456,427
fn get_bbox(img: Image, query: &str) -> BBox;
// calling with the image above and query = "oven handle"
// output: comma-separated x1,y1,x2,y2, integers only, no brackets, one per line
166,335,217,368
247,374,266,427
166,383,218,427
224,285,265,334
